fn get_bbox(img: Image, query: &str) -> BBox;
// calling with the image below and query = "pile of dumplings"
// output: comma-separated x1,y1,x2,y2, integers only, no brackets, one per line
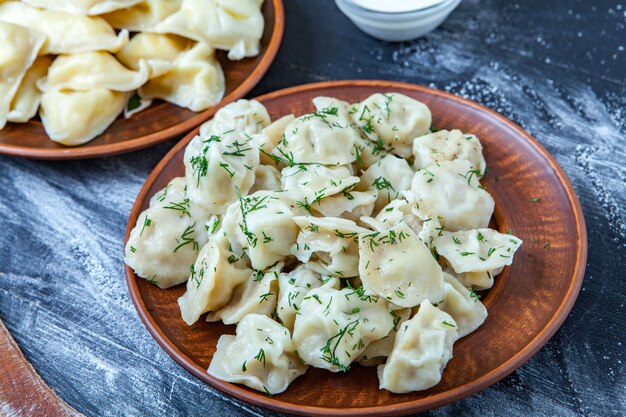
125,92,523,395
0,0,265,146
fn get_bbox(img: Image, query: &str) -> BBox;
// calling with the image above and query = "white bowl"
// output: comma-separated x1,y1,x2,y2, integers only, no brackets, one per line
336,0,461,42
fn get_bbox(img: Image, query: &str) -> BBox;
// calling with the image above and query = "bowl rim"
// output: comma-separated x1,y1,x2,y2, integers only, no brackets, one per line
0,0,285,161
125,80,588,416
337,0,457,16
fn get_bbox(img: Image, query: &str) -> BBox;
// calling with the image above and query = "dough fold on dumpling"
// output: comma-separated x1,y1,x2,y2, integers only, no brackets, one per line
154,0,264,60
0,2,129,55
138,42,225,112
40,88,128,146
22,0,143,16
199,99,271,137
178,235,252,325
102,0,182,32
206,262,282,325
0,22,45,129
117,33,192,79
208,314,308,395
7,56,52,123
38,52,153,93
377,300,458,393
438,273,487,338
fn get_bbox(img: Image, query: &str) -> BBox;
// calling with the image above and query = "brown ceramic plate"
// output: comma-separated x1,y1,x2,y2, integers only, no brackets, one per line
124,81,587,416
0,0,284,160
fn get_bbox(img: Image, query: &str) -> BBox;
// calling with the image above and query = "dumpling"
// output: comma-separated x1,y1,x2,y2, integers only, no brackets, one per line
0,22,45,129
377,300,458,393
358,154,414,212
409,159,494,231
124,180,210,289
357,307,411,367
434,229,523,274
206,262,282,325
0,2,129,55
177,236,252,325
451,268,503,291
138,42,225,112
412,129,486,175
154,0,264,60
199,99,271,138
351,93,431,158
291,216,370,278
40,88,128,146
222,191,299,270
358,221,445,308
7,56,52,123
255,115,296,166
102,0,182,32
271,105,361,166
22,0,143,15
276,265,340,331
437,273,487,338
117,33,192,79
38,52,152,93
249,165,281,193
208,314,307,395
183,128,259,214
281,164,360,210
292,287,394,372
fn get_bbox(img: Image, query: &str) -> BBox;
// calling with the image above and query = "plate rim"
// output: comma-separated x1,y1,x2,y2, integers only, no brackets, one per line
124,80,588,416
0,0,285,161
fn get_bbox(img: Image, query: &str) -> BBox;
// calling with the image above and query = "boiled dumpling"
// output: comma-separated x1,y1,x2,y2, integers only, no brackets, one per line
451,268,503,290
377,300,458,393
38,52,152,93
357,308,411,367
412,129,486,175
124,180,210,289
272,105,361,166
183,128,259,214
154,0,264,60
40,88,128,145
139,43,225,112
0,2,129,55
358,154,413,212
254,115,296,167
276,265,340,331
437,273,487,338
102,0,182,32
7,56,52,123
315,189,377,222
358,221,444,308
206,262,282,325
434,229,523,274
208,314,307,395
351,93,431,158
0,22,45,129
409,159,494,231
291,216,370,278
177,236,252,325
222,190,299,270
117,33,192,79
199,99,271,138
281,164,360,210
292,287,394,372
22,0,143,15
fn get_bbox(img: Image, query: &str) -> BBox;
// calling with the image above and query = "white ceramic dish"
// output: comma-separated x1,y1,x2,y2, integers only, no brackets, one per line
336,0,461,42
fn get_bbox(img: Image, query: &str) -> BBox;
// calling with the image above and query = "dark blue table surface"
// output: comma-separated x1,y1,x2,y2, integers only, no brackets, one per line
1,0,624,416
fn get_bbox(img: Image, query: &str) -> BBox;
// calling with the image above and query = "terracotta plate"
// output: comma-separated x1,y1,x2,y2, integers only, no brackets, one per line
124,81,587,416
0,0,284,160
